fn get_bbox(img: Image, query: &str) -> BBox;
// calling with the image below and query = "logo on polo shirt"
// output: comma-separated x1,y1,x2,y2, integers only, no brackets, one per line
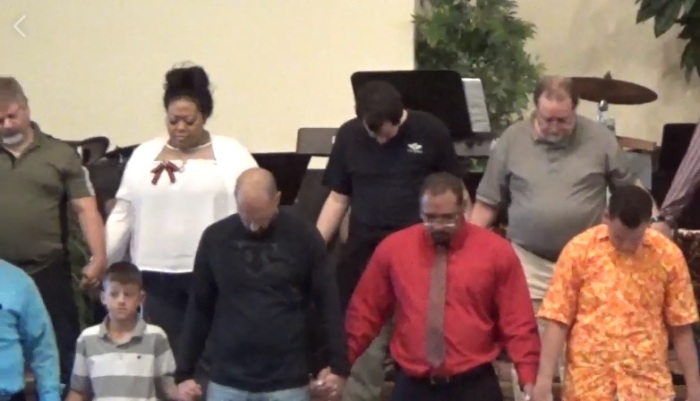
407,143,423,154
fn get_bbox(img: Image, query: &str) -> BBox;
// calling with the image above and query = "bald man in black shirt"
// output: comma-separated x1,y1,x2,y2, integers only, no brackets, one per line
176,168,349,401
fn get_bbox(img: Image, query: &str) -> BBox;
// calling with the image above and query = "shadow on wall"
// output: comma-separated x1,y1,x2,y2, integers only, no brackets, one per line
517,0,700,140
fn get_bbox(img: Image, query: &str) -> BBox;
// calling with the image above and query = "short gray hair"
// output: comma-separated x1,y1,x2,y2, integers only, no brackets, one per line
0,77,28,106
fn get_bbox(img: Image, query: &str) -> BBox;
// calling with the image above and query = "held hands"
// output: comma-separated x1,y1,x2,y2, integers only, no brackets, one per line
80,258,106,297
177,379,203,401
310,367,345,401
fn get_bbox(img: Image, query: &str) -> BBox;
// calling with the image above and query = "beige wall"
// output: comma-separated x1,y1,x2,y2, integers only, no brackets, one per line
1,0,415,152
518,0,700,142
3,1,695,148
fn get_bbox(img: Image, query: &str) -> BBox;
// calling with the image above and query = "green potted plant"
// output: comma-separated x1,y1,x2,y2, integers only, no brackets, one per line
635,0,700,80
413,0,545,136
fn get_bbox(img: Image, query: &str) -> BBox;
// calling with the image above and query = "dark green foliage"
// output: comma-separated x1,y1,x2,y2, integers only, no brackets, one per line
413,0,545,133
635,0,700,81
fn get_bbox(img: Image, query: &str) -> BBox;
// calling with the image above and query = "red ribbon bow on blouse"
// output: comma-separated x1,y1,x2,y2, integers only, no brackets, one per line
151,161,180,185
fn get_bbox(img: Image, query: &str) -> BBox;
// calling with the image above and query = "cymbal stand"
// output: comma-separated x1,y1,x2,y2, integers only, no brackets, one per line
597,99,616,133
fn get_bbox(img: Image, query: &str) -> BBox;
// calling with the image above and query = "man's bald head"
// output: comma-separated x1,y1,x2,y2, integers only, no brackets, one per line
234,168,281,234
235,167,278,200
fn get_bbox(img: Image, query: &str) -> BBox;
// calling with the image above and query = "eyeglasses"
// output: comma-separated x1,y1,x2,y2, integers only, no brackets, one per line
423,221,457,229
422,213,461,228
535,113,576,128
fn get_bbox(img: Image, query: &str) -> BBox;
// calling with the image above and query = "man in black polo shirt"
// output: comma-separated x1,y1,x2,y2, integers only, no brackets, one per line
0,77,107,390
316,81,462,401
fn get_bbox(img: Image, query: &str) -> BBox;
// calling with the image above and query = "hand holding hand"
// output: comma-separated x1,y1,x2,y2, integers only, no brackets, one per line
80,258,106,295
177,379,202,401
310,367,344,401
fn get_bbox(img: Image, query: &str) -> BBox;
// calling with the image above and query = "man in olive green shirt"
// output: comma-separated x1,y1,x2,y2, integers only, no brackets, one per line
0,77,106,390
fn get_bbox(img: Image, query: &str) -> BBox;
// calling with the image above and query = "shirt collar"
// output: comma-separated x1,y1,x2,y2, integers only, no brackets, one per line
25,121,46,150
98,317,147,340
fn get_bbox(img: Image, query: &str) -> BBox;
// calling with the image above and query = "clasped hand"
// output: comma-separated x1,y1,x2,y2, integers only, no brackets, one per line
310,367,344,401
177,379,203,401
80,258,106,298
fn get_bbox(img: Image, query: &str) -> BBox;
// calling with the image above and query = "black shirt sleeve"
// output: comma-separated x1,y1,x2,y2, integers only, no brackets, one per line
174,226,218,383
321,125,352,195
309,229,351,377
432,120,462,178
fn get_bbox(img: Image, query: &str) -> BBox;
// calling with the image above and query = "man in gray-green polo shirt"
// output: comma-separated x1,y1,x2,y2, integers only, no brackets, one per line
469,75,657,400
0,77,107,391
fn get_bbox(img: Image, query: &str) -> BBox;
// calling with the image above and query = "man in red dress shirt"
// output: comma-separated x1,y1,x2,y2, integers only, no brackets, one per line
345,172,540,401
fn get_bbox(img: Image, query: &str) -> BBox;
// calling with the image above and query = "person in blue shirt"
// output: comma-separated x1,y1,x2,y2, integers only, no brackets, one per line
0,259,61,401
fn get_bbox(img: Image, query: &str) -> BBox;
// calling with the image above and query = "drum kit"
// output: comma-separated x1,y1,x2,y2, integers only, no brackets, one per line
571,71,658,152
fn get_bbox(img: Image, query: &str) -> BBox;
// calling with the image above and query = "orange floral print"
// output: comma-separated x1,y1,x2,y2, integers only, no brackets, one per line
539,224,699,401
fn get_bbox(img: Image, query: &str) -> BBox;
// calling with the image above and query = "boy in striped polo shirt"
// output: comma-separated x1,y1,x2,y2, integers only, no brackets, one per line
64,262,181,401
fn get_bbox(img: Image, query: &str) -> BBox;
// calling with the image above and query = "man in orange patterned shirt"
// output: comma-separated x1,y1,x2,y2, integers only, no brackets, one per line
532,185,700,401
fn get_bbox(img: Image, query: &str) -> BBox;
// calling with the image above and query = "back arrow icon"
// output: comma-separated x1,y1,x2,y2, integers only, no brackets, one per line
14,15,26,37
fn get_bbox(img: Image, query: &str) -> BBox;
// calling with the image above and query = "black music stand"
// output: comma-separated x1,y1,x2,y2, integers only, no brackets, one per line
350,70,476,140
252,152,311,205
658,123,696,173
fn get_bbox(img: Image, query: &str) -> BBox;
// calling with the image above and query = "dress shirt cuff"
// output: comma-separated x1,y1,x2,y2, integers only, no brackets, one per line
515,363,538,388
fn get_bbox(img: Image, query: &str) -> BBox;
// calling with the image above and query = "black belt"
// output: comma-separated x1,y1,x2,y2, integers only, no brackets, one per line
396,363,494,386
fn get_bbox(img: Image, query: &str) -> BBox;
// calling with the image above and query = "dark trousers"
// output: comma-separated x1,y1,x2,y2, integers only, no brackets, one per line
337,227,392,312
141,272,209,390
30,263,81,389
142,271,192,345
391,364,503,401
307,226,392,375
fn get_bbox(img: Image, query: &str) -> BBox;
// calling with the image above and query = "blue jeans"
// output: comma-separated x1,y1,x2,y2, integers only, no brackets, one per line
207,381,310,401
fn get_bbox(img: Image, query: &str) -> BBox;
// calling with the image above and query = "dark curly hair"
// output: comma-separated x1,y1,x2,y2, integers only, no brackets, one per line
163,64,213,119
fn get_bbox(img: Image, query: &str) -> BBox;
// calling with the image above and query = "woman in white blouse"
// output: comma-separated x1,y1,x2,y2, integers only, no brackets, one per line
106,64,257,346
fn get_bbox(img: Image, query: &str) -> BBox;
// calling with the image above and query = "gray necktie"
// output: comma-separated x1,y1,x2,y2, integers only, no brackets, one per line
425,245,447,367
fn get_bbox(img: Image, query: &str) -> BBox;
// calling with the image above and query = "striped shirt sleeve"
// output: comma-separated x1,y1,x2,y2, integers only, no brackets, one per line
69,336,92,395
660,121,700,223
